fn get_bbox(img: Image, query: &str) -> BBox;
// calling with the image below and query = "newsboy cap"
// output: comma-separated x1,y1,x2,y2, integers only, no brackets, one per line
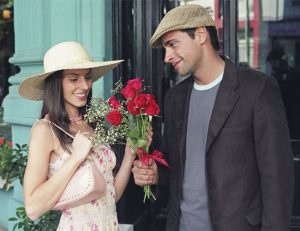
149,4,215,47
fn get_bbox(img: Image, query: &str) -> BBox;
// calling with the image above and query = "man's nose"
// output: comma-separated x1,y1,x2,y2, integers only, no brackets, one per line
164,48,173,63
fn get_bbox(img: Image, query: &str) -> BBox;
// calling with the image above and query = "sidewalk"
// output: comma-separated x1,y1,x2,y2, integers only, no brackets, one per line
0,225,131,231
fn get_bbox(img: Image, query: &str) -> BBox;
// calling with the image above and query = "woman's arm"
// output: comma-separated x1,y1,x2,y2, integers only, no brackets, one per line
23,122,91,220
115,125,153,201
114,144,135,202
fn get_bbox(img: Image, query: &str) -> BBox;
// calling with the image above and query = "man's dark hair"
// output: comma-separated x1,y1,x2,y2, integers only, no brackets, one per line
181,26,220,51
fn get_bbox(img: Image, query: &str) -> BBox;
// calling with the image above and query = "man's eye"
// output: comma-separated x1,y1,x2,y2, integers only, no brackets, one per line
169,42,176,48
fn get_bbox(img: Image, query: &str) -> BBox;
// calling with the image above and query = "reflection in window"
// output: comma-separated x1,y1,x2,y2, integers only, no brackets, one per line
238,0,300,140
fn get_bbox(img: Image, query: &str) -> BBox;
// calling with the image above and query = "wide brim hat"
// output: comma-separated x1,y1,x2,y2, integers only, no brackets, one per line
19,41,123,100
149,4,215,47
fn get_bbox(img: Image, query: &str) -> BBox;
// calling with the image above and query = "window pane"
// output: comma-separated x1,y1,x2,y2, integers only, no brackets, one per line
238,0,300,140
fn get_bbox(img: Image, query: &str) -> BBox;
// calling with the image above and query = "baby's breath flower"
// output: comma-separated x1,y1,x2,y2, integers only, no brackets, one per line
84,85,130,146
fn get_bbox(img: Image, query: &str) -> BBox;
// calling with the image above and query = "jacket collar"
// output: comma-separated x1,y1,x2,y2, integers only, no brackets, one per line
205,56,240,152
174,56,240,161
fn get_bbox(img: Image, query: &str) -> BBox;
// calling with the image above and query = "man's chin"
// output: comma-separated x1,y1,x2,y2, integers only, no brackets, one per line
178,71,191,78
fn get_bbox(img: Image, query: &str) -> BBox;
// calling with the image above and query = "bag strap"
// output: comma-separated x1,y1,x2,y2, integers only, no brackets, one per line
38,119,75,139
44,119,96,163
49,121,75,139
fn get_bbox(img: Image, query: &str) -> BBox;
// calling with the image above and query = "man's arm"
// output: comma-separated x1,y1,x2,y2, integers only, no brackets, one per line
253,76,294,230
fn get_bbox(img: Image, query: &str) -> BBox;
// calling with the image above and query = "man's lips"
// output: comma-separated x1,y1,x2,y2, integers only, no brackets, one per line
172,59,181,69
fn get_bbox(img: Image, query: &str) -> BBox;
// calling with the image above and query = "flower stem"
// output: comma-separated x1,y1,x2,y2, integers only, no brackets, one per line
143,184,156,203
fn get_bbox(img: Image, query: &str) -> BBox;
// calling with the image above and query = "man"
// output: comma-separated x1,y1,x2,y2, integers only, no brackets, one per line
132,4,294,231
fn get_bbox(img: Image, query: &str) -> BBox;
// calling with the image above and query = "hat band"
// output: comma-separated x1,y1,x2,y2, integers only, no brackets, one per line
44,58,94,73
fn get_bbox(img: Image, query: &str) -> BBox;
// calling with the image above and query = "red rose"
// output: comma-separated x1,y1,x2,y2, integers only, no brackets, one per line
107,111,123,126
135,94,148,109
127,78,142,91
145,101,160,115
121,86,137,99
0,137,4,146
108,96,121,110
144,94,155,102
127,100,141,115
7,141,12,148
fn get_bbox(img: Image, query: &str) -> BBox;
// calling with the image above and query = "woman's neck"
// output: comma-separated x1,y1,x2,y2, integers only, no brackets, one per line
69,115,83,122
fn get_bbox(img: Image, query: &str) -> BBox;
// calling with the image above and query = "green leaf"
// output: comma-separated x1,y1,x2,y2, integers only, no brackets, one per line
136,139,147,148
127,129,140,139
8,217,17,221
16,212,21,219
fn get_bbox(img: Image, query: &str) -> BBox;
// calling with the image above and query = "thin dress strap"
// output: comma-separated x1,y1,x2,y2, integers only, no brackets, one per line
32,119,57,140
41,120,97,161
43,119,95,162
38,119,74,140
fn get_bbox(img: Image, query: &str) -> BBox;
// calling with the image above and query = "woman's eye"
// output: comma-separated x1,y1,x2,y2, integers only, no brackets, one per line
86,75,92,80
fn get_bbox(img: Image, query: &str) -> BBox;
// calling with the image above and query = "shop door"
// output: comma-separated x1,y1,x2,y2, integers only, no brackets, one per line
112,0,167,230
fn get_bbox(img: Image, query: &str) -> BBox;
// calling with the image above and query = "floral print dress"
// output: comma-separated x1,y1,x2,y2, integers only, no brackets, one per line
48,145,119,231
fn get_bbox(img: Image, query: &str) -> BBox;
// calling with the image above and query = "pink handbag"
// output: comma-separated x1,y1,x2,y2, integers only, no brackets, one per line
52,161,106,210
48,120,106,210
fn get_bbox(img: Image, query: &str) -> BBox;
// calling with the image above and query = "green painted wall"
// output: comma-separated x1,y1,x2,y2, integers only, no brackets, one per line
0,0,113,230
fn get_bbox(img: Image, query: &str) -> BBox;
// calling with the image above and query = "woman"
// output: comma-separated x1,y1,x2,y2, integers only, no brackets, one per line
20,41,136,230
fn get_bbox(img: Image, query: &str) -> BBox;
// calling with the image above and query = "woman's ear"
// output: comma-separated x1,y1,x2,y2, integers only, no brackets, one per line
195,27,208,45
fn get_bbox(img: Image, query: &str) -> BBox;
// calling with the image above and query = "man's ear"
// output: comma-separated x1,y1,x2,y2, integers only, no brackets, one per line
195,27,208,45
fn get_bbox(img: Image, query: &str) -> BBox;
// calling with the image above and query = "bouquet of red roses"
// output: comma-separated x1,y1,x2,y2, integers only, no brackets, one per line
85,78,169,202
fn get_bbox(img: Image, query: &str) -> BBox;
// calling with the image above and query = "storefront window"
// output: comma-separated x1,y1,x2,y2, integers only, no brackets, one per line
238,0,300,140
238,0,300,225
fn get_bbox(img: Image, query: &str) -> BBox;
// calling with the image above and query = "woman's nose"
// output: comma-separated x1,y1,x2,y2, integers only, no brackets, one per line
80,77,91,90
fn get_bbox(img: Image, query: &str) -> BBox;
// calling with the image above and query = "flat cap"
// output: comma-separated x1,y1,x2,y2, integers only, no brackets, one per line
149,4,215,47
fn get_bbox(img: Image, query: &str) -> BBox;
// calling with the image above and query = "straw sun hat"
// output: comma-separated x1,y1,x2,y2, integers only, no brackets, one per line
19,41,123,100
149,4,215,47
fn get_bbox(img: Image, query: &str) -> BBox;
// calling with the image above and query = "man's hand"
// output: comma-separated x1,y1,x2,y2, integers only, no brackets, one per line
132,159,158,186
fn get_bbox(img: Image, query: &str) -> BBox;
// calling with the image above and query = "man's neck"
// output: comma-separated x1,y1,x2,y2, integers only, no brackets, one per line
193,53,225,85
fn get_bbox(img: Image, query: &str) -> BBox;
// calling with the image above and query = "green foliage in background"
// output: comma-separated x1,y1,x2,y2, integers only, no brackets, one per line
0,139,27,190
0,137,60,230
9,207,60,231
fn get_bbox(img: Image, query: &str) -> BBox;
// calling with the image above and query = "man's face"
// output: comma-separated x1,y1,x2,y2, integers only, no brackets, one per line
162,30,203,77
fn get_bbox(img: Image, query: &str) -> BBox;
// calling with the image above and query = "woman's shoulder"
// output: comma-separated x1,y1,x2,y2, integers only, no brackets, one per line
28,119,58,156
31,119,54,138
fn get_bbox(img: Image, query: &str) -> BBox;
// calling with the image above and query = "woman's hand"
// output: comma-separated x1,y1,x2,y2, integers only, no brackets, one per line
124,142,136,164
147,125,153,148
71,131,92,163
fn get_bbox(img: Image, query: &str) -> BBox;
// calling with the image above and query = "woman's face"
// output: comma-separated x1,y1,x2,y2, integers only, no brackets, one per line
62,68,93,114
